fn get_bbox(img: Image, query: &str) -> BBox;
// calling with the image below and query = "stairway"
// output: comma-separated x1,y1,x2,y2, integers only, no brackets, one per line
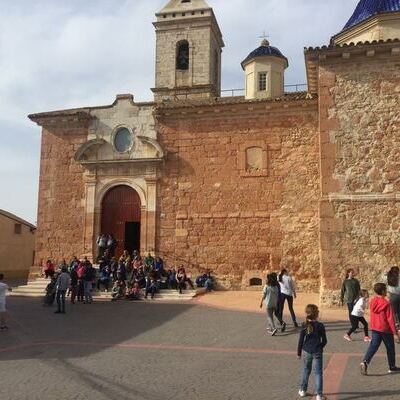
10,278,205,301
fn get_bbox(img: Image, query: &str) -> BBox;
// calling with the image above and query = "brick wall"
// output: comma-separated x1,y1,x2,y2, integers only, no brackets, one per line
157,101,320,289
34,126,87,267
319,54,400,304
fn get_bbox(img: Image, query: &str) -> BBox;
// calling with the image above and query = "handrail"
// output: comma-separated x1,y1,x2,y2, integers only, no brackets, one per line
221,84,308,97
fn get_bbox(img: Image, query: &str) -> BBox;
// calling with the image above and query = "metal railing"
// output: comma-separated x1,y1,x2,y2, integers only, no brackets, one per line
221,83,308,97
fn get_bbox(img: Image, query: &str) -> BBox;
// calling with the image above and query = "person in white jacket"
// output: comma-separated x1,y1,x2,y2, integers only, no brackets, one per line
344,289,371,342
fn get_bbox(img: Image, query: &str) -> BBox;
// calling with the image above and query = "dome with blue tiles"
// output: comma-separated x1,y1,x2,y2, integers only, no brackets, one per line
343,0,400,31
241,39,288,70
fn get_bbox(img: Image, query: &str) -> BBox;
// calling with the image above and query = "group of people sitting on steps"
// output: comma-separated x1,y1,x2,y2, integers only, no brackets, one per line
42,249,214,308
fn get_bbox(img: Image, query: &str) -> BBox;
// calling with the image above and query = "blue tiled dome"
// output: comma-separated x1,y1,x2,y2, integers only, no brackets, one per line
241,40,288,69
343,0,400,31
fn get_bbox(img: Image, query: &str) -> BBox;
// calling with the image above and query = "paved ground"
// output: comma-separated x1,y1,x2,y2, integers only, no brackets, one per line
0,297,399,400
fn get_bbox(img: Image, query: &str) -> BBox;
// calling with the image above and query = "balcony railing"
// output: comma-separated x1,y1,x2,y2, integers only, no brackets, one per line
221,84,308,97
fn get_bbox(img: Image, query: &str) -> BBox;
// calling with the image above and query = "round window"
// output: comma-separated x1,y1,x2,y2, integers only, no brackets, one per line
114,128,133,153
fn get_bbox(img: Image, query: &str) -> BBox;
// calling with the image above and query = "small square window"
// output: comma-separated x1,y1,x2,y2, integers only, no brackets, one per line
258,72,267,91
14,223,22,234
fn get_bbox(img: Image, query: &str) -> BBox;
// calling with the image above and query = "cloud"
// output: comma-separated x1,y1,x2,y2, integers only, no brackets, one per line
0,0,359,223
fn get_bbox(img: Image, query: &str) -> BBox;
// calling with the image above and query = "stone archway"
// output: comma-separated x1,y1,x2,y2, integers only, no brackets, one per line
100,185,142,258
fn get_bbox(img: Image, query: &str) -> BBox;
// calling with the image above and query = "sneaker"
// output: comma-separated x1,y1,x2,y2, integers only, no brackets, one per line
54,310,62,314
0,325,9,330
360,361,368,375
343,334,352,342
298,389,307,397
316,395,326,400
388,367,400,374
271,328,278,336
281,322,287,333
363,336,371,342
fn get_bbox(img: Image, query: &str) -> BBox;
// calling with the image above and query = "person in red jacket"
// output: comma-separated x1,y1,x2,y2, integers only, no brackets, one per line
360,283,400,375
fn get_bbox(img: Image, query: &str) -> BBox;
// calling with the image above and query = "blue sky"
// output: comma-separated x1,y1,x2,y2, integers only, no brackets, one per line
0,0,359,224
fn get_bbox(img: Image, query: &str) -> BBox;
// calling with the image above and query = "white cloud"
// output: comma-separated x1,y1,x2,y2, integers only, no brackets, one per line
0,0,359,223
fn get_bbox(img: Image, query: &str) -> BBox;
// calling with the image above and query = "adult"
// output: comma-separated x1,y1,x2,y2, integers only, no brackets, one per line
340,268,361,324
106,234,117,257
387,266,400,332
70,265,78,304
0,274,12,330
96,233,108,261
44,259,55,279
55,266,71,314
278,269,299,328
83,259,96,304
69,256,79,273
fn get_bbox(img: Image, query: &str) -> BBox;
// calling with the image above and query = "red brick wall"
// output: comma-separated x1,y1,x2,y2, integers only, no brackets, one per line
157,102,320,289
34,126,87,267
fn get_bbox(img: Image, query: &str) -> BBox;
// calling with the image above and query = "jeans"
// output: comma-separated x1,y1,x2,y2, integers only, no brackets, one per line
348,316,368,336
364,330,396,369
267,307,276,330
280,294,297,324
389,293,400,330
84,281,93,303
145,285,156,299
300,352,323,396
347,302,359,327
56,290,66,312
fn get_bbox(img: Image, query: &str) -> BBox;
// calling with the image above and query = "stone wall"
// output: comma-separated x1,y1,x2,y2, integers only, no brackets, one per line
34,126,87,267
157,99,320,289
319,53,400,305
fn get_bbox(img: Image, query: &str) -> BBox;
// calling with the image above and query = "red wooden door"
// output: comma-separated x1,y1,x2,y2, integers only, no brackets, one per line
101,185,141,258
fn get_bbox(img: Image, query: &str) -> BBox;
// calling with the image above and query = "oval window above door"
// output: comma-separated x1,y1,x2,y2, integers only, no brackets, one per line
114,127,133,153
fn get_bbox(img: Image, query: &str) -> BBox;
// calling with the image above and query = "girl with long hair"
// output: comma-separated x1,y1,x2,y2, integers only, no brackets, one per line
278,269,298,328
297,304,327,400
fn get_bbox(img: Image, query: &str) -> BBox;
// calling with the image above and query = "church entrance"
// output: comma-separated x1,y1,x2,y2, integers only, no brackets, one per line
101,185,141,258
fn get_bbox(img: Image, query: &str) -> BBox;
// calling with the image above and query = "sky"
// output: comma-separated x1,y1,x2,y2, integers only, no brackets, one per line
0,0,359,225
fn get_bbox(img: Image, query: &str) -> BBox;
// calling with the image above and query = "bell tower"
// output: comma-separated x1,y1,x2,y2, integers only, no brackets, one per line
152,0,224,101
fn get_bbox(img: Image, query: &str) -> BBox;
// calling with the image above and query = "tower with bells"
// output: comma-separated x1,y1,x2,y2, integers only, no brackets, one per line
152,0,224,101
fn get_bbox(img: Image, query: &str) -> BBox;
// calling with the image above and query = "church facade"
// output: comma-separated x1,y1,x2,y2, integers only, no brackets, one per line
29,0,400,304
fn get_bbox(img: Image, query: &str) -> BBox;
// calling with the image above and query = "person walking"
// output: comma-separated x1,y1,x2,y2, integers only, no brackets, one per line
341,268,361,324
260,273,286,336
387,266,400,333
360,283,400,375
344,289,371,342
297,304,327,400
278,269,299,328
0,274,12,330
55,266,71,314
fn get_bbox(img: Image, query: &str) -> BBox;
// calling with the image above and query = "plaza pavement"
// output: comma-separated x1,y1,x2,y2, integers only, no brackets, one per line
0,295,399,400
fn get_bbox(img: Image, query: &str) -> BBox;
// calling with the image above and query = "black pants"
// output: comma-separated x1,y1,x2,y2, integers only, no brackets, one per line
280,294,297,324
346,302,359,328
347,316,368,336
56,290,66,313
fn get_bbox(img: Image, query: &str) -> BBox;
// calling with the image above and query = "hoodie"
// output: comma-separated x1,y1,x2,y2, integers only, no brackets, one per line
369,296,397,335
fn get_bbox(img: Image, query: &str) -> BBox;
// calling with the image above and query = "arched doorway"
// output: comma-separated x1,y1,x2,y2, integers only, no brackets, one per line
101,185,141,258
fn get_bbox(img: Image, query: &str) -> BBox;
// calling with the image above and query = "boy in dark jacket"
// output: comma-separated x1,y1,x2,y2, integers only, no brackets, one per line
360,283,400,375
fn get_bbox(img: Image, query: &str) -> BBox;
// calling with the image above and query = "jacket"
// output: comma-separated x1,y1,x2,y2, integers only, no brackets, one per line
369,296,397,335
340,278,360,304
297,321,327,357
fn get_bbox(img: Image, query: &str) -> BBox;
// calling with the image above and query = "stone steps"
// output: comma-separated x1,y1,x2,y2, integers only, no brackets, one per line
10,279,205,301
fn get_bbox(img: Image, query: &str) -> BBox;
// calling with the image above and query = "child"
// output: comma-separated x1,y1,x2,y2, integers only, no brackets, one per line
360,283,400,375
259,273,286,336
344,289,371,342
0,273,12,330
43,276,57,306
297,304,327,400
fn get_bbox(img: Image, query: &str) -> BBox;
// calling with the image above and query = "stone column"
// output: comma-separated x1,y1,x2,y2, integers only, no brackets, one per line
145,177,157,254
83,173,97,261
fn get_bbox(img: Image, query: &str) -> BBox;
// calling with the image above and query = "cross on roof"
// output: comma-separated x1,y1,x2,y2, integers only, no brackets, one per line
259,31,269,40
